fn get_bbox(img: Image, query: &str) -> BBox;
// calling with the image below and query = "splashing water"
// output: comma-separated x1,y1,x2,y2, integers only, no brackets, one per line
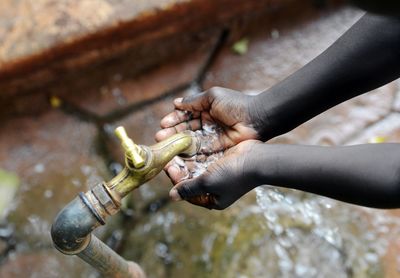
255,185,400,277
169,123,224,179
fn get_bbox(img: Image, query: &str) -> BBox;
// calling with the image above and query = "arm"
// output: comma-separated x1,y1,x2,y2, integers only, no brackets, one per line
157,14,400,150
252,13,400,140
170,142,400,209
252,143,400,208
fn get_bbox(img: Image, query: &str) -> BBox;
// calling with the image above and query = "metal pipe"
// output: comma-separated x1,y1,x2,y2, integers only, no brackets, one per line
78,235,144,278
51,128,199,277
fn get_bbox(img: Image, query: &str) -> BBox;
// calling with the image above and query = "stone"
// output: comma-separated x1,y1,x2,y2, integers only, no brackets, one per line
346,113,400,145
204,7,363,92
0,0,296,97
60,38,217,117
0,110,108,249
273,83,397,146
0,250,94,277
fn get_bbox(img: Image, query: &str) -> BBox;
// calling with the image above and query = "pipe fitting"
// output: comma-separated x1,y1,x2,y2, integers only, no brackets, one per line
51,195,100,254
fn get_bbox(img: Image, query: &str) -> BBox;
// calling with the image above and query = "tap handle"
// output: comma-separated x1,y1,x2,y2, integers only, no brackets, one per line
115,126,146,168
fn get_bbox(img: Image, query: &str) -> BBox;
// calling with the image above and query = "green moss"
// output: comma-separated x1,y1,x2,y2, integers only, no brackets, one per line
232,38,249,55
0,169,19,220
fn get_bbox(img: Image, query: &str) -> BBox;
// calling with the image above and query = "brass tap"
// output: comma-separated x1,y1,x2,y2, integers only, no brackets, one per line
102,126,199,205
115,126,146,168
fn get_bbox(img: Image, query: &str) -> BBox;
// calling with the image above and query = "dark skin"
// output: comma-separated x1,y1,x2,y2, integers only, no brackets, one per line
155,11,400,210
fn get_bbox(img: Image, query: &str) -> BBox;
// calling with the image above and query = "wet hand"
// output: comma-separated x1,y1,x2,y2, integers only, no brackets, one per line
166,140,263,210
155,87,260,152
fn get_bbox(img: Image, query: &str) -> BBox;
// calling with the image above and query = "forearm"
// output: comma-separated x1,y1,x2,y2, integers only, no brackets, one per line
251,143,400,208
252,13,400,140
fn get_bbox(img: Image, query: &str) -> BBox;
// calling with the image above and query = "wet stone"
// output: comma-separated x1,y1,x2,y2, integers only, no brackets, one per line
204,7,363,92
0,0,191,67
121,190,390,278
0,110,109,251
273,83,397,146
0,249,95,278
346,113,400,145
59,36,217,117
390,80,400,112
121,195,268,278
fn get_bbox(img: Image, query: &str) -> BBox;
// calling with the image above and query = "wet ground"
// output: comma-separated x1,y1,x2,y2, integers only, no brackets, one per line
1,3,400,278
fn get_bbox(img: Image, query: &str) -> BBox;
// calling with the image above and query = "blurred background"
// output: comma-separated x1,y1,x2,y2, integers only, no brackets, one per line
1,0,400,277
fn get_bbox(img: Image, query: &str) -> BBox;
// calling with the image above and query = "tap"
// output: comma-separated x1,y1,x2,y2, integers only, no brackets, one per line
51,126,199,278
109,126,199,198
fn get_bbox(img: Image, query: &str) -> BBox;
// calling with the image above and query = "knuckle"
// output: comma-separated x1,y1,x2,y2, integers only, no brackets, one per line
177,185,191,199
178,182,200,198
181,95,193,104
212,199,227,210
207,86,223,98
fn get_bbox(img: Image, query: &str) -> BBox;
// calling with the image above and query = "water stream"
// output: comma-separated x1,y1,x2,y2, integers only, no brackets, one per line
255,186,400,277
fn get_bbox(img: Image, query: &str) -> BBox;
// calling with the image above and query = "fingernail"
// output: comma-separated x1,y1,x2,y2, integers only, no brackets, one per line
174,98,183,105
168,165,180,176
174,157,185,167
169,188,182,201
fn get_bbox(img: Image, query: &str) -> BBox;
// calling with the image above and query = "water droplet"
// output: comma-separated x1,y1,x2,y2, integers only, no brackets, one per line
34,163,45,173
111,87,126,105
271,29,280,39
44,190,53,199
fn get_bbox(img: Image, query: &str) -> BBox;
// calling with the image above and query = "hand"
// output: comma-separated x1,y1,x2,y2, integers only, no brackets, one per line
166,140,263,210
155,87,260,152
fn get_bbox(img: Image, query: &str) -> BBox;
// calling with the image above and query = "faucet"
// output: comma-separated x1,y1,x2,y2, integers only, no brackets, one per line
51,126,199,278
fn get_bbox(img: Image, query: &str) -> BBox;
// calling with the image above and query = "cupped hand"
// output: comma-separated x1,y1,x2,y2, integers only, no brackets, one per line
165,140,263,210
155,87,260,152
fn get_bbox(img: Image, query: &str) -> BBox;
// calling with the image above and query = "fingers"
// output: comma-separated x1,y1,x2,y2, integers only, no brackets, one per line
155,119,202,142
174,93,212,112
169,177,205,201
160,110,201,128
196,129,227,154
164,157,191,184
165,155,220,209
170,177,218,209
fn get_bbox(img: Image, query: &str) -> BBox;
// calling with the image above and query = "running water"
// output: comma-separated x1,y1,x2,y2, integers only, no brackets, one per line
169,123,224,179
255,185,400,277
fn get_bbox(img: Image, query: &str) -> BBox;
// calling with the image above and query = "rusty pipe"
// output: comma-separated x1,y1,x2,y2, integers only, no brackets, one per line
51,128,199,277
51,193,145,277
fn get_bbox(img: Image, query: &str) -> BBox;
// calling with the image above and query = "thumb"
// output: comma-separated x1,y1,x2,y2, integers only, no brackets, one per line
169,176,206,201
169,176,218,209
174,92,212,112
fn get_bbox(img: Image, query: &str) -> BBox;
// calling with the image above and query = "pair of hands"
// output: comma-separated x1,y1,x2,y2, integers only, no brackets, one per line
155,87,264,210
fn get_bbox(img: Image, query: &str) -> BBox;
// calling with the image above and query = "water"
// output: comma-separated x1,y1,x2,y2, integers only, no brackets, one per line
168,123,224,179
255,186,400,277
